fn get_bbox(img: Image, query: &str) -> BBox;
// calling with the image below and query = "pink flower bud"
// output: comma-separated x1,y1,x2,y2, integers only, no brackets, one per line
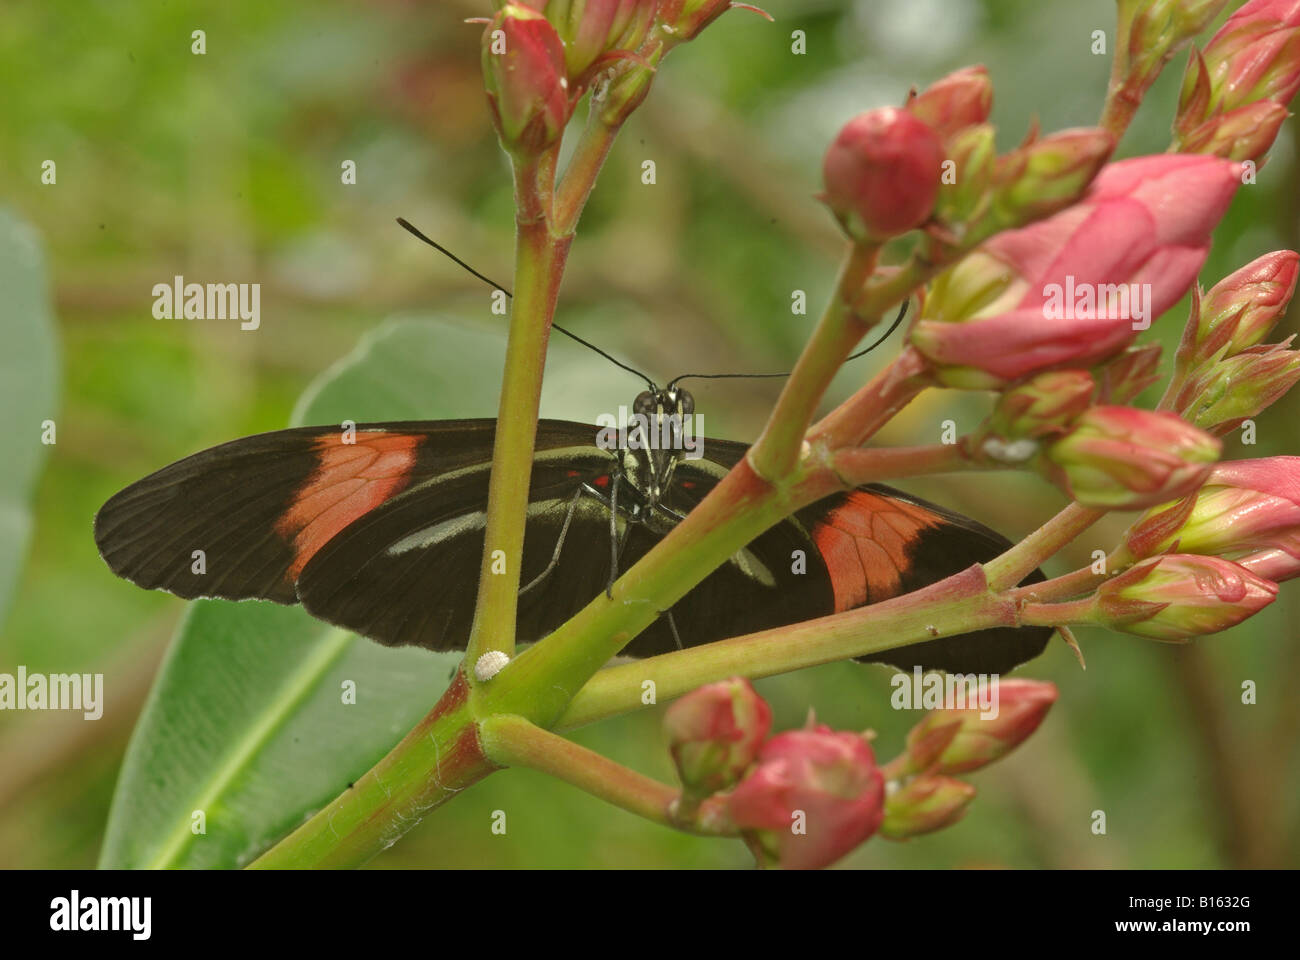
1177,340,1300,434
664,678,772,796
1177,99,1290,161
906,66,993,142
903,680,1058,775
989,127,1115,226
1180,250,1300,363
1121,457,1300,581
880,775,976,840
985,370,1097,442
1042,406,1221,509
934,123,996,225
912,155,1242,387
482,5,573,156
1094,554,1278,640
726,726,884,870
1191,0,1300,114
524,0,657,86
822,107,944,242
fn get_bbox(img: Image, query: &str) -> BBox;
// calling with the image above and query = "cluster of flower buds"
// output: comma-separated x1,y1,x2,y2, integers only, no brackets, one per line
519,1,656,86
1174,0,1300,160
481,1,753,156
1167,251,1300,434
821,67,1114,247
663,677,1059,865
664,679,884,869
1046,450,1300,642
880,679,1057,841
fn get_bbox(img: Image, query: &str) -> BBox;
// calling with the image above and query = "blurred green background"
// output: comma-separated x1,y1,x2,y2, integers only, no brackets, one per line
2,0,1297,869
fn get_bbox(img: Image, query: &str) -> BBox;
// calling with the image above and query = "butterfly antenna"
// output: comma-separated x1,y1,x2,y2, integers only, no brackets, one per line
396,217,656,389
668,300,909,390
845,299,910,361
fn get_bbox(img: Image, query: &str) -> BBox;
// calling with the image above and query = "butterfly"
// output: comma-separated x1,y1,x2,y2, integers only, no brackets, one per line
94,377,1051,675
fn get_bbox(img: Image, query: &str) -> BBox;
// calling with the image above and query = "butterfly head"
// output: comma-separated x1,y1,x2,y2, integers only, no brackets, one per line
632,384,695,420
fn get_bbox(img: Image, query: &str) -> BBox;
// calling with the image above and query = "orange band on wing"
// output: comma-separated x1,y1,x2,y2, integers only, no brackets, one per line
811,491,942,612
276,433,421,581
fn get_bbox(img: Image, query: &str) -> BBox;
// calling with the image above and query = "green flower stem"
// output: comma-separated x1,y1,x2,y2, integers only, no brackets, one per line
748,241,880,480
808,345,933,451
248,673,495,869
478,714,729,834
982,501,1107,592
1020,595,1097,628
1010,563,1110,604
1100,0,1143,142
554,565,1017,730
831,440,997,485
554,114,622,238
465,213,572,667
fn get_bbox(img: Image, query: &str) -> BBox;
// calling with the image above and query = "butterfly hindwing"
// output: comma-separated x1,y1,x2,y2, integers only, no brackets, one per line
621,435,1050,672
800,487,1051,674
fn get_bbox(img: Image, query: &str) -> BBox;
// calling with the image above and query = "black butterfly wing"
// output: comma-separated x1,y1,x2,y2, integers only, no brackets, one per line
94,420,502,605
97,418,1049,673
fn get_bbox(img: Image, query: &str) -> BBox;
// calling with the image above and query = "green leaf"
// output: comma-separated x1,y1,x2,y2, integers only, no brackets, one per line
101,315,632,867
0,209,59,626
99,600,457,868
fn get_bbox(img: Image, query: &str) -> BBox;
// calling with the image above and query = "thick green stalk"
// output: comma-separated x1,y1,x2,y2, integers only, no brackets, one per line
478,714,713,831
248,674,495,869
556,565,1015,729
465,217,571,667
831,440,993,485
983,502,1106,592
554,114,622,237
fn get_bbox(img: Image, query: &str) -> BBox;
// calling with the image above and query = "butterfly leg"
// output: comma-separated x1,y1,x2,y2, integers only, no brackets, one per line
652,502,690,524
605,469,624,599
662,608,684,650
519,485,587,597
